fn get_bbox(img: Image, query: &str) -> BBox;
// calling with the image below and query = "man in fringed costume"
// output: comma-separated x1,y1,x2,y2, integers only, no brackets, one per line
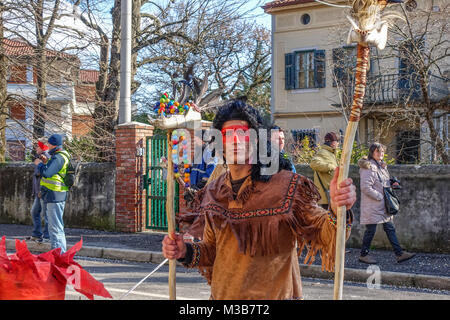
163,100,356,300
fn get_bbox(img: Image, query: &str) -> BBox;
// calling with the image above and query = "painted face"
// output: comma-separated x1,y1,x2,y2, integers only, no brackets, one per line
221,125,250,144
221,120,252,164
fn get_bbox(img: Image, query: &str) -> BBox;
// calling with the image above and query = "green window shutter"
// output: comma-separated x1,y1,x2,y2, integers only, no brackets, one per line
314,50,326,88
285,53,295,90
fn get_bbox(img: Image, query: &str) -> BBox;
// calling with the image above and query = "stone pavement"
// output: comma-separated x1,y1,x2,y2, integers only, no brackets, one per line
1,223,449,292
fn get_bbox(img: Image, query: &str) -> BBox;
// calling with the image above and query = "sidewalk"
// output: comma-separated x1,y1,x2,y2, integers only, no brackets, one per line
1,223,449,292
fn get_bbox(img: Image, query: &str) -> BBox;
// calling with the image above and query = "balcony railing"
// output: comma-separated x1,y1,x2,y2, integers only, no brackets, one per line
340,73,449,105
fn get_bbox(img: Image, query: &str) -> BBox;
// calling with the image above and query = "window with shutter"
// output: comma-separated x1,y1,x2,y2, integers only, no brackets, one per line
285,50,326,90
296,50,315,89
285,53,295,90
291,128,319,147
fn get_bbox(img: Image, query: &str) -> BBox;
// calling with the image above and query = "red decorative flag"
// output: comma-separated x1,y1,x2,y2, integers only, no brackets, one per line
0,236,112,300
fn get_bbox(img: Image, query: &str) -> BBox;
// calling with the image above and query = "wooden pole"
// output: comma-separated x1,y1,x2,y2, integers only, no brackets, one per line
333,121,358,300
333,44,370,300
166,129,176,300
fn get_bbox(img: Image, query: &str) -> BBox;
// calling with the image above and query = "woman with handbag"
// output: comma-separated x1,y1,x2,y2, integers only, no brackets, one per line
358,143,415,264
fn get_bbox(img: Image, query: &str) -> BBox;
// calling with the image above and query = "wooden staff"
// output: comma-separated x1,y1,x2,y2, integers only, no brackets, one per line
166,129,176,300
334,43,370,300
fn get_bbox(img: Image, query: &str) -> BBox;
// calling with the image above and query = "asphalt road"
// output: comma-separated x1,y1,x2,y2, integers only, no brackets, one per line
68,257,450,301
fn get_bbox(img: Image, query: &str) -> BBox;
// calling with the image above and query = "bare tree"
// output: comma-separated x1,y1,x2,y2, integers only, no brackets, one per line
388,2,449,163
70,0,270,160
329,1,449,164
0,0,101,161
72,0,198,160
5,0,65,140
135,1,271,118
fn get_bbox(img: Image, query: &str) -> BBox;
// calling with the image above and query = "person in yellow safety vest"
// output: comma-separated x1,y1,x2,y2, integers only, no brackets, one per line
34,134,70,253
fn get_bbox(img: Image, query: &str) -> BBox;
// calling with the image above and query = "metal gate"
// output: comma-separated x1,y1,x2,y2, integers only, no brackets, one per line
144,135,179,230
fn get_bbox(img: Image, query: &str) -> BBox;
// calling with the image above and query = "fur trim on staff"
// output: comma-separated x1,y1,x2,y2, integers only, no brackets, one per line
346,0,405,49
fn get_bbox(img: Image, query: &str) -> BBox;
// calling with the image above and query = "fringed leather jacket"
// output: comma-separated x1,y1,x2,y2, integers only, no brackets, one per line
178,169,352,300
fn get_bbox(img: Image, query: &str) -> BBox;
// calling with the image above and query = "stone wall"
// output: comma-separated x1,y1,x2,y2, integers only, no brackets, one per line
0,162,115,230
0,162,448,253
295,164,450,253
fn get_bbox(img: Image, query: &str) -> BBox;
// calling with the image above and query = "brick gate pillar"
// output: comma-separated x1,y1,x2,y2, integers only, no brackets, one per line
115,122,154,232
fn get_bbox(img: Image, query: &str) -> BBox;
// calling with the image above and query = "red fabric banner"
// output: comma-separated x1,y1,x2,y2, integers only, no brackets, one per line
0,236,112,300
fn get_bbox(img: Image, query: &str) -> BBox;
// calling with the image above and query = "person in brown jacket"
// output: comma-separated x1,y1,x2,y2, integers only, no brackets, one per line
358,142,415,264
162,100,357,300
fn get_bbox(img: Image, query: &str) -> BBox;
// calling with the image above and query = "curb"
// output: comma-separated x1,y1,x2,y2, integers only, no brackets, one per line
5,239,178,266
5,239,450,292
299,264,450,291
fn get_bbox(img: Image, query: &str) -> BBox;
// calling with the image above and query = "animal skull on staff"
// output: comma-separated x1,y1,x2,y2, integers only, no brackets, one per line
314,0,412,300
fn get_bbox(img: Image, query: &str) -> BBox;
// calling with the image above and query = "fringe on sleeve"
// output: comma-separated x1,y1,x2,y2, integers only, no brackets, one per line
288,175,350,272
183,215,216,285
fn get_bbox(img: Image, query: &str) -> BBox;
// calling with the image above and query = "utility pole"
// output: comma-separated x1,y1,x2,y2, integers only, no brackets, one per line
119,0,132,124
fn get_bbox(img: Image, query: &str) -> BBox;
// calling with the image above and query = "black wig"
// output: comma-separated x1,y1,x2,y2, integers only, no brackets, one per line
213,99,287,182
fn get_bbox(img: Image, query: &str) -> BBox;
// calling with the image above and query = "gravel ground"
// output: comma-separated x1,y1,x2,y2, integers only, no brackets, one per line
1,223,449,277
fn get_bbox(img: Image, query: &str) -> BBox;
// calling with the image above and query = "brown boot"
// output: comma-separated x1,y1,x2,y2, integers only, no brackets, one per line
359,255,377,264
397,251,416,263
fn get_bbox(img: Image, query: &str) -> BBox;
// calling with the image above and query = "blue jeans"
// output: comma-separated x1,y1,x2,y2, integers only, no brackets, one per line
360,222,403,257
31,197,49,239
46,201,67,253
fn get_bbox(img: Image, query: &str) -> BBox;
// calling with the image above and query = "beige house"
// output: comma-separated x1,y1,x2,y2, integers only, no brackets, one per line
263,0,449,163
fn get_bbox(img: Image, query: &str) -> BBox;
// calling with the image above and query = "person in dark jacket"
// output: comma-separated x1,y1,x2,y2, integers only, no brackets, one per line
271,125,296,173
27,140,50,243
190,130,217,190
35,134,71,253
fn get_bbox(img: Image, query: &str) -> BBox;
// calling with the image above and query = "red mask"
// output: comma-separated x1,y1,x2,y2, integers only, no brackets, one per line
221,125,250,145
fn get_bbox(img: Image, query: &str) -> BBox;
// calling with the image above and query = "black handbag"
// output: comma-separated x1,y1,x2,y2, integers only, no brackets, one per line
376,170,400,215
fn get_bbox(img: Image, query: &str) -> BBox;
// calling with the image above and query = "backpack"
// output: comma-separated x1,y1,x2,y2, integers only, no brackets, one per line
56,151,79,189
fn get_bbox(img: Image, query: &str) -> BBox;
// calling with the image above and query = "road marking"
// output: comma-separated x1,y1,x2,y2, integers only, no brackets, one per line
65,287,199,300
